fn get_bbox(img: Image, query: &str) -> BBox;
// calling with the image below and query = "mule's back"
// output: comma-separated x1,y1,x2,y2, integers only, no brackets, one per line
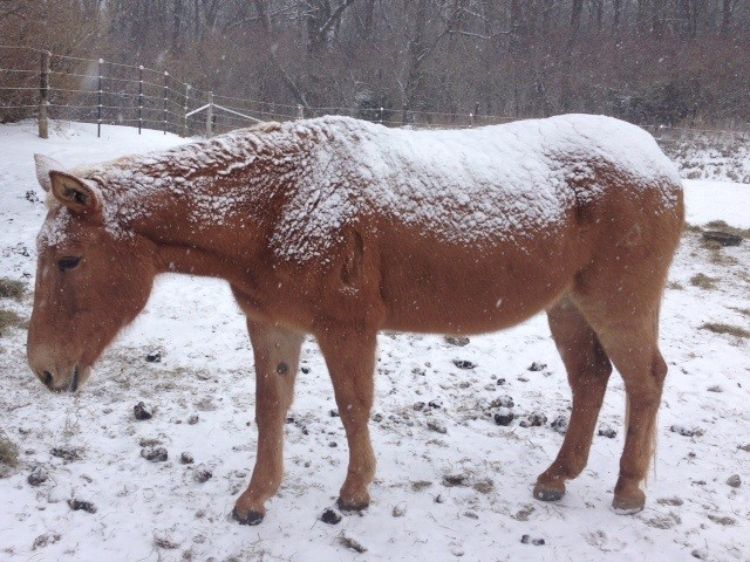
271,114,682,264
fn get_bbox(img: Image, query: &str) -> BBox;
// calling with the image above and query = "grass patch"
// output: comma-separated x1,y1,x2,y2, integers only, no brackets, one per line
0,309,23,335
700,322,750,339
684,223,703,234
667,281,684,290
0,431,19,469
706,248,738,266
690,273,719,290
704,220,750,239
0,278,26,300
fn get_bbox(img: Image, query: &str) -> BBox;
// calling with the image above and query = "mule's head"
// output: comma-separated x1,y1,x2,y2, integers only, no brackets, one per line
27,155,157,392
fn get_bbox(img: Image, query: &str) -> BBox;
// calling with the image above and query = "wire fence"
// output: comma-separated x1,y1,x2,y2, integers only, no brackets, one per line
0,44,514,138
1,44,749,142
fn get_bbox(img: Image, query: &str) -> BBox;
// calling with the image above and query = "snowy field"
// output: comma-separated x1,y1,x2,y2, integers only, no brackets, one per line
0,120,748,561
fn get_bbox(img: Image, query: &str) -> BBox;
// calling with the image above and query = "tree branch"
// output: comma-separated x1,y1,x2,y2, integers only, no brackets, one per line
317,0,357,38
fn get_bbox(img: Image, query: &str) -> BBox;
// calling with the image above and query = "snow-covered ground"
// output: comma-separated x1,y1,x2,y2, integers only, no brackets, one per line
0,120,748,562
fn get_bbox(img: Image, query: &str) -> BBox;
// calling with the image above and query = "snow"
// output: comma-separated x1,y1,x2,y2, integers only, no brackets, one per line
47,115,681,263
684,180,750,228
1,120,749,561
273,114,682,260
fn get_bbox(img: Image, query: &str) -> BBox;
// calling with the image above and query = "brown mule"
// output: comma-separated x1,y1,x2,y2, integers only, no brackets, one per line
27,114,684,523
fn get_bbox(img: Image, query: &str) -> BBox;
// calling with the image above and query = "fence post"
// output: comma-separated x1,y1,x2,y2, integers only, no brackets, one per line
379,106,384,125
469,112,475,126
163,71,169,135
474,102,480,126
297,104,304,120
138,65,143,135
206,91,213,136
38,50,50,139
97,58,103,138
182,84,190,138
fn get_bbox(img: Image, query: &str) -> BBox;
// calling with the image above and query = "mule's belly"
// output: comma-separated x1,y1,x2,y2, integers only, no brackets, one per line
378,229,583,334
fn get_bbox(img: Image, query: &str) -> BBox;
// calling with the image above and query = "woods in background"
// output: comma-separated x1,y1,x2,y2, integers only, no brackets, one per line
1,0,748,127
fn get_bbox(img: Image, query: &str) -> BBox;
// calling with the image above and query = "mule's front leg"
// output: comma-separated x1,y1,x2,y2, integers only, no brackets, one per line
233,320,304,525
317,327,377,511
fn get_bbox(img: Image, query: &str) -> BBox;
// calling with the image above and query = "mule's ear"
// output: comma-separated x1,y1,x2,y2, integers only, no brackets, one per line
49,171,103,216
34,154,65,192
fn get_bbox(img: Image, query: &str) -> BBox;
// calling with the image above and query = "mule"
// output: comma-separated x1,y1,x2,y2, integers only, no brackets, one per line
27,114,684,523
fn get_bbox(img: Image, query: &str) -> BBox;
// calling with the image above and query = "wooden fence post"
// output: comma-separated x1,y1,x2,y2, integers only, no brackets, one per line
38,50,50,139
206,91,213,136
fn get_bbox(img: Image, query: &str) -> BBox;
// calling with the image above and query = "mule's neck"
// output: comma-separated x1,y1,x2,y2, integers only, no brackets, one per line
89,126,300,283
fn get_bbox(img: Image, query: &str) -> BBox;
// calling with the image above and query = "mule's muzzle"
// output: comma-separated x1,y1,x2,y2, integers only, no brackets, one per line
36,366,84,393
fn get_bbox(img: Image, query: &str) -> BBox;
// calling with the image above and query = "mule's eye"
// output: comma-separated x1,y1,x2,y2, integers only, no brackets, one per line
58,257,81,271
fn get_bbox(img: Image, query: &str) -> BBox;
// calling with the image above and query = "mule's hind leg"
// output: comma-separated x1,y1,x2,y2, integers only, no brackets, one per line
233,320,304,525
316,327,377,511
587,310,667,513
534,297,613,502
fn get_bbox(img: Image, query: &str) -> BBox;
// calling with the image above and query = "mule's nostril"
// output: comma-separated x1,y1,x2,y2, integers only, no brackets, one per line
43,371,53,387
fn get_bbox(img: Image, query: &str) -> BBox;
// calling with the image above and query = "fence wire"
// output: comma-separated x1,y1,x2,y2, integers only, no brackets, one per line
2,44,749,140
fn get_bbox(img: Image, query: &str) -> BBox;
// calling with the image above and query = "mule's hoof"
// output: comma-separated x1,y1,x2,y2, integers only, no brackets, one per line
534,487,564,502
612,504,643,515
337,496,369,513
612,490,645,515
533,480,565,502
233,507,264,526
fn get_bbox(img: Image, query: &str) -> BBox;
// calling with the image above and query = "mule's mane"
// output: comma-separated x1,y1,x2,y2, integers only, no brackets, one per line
81,120,285,186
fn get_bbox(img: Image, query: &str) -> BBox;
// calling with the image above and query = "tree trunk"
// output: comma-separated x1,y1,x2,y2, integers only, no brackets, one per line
560,0,583,112
401,0,429,124
613,0,622,29
172,0,183,52
721,0,733,34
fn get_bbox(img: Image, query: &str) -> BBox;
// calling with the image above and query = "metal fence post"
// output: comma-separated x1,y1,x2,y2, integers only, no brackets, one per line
38,50,50,139
138,65,143,134
297,104,304,119
206,91,213,136
163,71,169,135
97,58,103,138
182,84,190,137
379,106,384,125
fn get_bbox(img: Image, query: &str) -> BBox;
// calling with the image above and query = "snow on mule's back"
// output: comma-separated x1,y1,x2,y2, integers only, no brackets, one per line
270,114,681,259
70,114,679,261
